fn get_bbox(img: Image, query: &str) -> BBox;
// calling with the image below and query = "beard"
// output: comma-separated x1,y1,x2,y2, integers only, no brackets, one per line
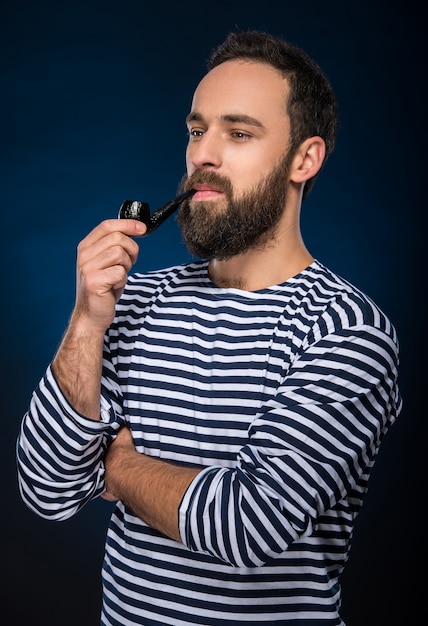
177,152,292,260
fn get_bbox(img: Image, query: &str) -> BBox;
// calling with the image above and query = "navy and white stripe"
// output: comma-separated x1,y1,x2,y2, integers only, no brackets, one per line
17,259,402,624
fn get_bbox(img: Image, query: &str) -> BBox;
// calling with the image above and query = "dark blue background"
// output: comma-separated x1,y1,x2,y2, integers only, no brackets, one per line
1,1,424,624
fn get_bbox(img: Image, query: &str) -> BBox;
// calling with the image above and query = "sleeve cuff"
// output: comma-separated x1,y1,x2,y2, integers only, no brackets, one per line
46,364,124,434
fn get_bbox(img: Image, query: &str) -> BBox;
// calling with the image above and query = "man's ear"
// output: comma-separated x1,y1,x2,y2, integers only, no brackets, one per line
289,136,326,184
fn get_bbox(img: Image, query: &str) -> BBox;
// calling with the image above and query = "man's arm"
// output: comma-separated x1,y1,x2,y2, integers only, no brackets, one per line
17,218,147,520
102,426,201,542
103,323,401,567
51,216,198,537
52,218,145,419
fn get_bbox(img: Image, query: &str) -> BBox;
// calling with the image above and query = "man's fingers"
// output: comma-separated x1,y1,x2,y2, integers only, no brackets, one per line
78,221,145,266
82,219,147,246
101,491,118,502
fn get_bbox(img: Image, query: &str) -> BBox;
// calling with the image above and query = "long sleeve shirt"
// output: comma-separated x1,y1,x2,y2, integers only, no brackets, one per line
17,259,402,625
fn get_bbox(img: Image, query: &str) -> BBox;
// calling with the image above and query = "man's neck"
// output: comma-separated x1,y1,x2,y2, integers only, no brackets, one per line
208,234,313,292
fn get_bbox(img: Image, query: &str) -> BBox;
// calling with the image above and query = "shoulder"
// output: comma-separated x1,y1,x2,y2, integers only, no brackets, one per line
302,261,397,342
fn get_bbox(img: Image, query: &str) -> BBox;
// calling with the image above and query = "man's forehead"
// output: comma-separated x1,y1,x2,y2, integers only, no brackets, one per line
191,60,289,112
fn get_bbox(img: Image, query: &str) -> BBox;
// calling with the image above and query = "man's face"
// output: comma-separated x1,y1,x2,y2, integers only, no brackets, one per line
178,60,292,260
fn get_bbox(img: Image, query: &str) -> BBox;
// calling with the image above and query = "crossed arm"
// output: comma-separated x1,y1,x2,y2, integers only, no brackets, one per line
34,216,399,560
101,425,200,541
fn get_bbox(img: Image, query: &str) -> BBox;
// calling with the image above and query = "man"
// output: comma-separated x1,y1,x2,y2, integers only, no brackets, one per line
17,31,402,625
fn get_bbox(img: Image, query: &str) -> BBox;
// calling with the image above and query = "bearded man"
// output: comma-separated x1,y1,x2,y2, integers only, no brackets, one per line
17,31,401,626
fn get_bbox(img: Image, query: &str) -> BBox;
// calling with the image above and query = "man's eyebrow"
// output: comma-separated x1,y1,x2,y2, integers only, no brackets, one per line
186,111,265,129
221,113,265,129
186,111,203,125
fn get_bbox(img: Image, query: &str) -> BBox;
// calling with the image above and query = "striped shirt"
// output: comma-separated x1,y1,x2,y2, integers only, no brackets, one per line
17,259,402,625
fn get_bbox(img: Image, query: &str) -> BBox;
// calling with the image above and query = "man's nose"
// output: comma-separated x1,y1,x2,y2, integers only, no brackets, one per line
187,131,222,170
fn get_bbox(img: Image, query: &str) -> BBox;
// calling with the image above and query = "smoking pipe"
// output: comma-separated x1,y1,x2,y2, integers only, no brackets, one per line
118,189,195,235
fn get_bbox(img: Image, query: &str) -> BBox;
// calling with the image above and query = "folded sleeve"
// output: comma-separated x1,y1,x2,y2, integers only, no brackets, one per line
17,350,125,520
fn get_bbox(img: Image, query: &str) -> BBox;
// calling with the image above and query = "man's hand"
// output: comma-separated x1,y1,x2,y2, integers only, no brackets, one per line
74,219,146,333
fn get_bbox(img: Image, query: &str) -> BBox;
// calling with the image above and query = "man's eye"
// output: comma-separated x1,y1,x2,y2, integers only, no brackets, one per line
189,129,204,137
232,131,251,140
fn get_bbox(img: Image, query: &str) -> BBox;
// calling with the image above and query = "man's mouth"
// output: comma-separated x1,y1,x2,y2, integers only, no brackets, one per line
191,183,225,202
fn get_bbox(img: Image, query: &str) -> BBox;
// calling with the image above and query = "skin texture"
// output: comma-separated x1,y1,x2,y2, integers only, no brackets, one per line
52,59,326,542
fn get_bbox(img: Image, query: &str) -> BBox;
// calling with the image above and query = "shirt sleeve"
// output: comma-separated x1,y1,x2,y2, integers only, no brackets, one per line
16,345,125,521
178,323,402,567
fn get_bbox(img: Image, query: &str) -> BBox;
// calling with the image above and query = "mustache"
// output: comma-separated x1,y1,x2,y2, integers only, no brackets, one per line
181,170,233,195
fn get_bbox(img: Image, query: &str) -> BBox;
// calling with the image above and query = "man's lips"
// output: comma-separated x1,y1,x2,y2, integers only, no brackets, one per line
191,184,225,201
